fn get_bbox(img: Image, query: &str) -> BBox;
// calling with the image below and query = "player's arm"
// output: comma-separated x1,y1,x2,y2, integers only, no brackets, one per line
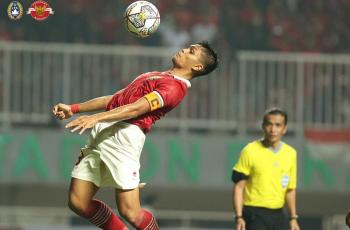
232,172,247,230
53,95,113,120
92,97,150,122
285,189,297,217
285,151,299,229
75,95,114,112
65,91,162,134
285,189,300,230
232,180,246,217
232,170,248,218
92,91,162,122
231,146,251,230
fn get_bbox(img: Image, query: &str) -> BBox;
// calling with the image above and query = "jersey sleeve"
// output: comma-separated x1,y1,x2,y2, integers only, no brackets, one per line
144,91,164,111
233,146,252,176
287,151,297,189
153,80,186,109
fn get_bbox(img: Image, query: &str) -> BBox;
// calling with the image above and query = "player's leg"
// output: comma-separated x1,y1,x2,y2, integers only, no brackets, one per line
243,207,270,230
271,212,289,230
245,216,270,230
69,178,128,230
115,188,159,230
68,178,99,216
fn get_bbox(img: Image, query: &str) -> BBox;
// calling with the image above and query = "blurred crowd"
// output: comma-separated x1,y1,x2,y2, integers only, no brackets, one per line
0,0,349,54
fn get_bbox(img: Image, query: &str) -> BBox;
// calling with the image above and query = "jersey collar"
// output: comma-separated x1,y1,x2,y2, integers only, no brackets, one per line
268,142,283,154
173,75,191,88
260,139,284,154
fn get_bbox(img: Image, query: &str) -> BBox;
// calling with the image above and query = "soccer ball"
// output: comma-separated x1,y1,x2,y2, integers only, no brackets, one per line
123,1,160,38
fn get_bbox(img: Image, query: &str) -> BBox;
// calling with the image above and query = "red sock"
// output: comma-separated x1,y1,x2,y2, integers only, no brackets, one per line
85,199,128,230
133,209,159,230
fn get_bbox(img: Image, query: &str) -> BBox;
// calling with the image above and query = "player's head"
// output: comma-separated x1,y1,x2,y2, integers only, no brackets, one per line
262,108,288,144
172,41,218,78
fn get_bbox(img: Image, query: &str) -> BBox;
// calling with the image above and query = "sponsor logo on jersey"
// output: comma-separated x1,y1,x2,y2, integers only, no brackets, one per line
8,1,23,20
27,0,54,21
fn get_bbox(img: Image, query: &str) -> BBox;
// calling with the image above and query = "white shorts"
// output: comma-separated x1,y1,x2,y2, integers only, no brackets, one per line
71,121,146,190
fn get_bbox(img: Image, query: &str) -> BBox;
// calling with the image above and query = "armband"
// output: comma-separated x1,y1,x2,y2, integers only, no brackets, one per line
231,170,249,183
144,91,164,111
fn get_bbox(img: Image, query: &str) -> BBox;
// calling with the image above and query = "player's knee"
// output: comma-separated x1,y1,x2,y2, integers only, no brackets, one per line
68,193,89,216
67,194,79,212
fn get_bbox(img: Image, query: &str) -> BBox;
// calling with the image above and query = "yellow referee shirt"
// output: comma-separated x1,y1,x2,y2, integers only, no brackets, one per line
233,140,297,209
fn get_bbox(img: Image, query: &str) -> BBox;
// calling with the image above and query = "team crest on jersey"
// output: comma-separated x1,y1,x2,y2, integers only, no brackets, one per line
27,0,54,21
7,1,23,20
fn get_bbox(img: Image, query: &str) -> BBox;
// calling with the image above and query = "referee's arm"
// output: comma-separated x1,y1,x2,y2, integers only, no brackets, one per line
232,170,248,218
285,189,298,219
286,188,300,230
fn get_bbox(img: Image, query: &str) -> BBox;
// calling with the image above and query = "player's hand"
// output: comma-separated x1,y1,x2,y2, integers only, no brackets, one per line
346,210,350,228
53,103,73,120
290,219,300,230
235,217,245,230
65,115,99,135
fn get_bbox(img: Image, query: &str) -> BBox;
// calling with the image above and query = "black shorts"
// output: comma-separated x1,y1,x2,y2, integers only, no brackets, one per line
242,206,288,230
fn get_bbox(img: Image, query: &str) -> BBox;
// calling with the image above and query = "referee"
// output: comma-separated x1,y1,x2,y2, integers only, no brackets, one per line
231,108,300,230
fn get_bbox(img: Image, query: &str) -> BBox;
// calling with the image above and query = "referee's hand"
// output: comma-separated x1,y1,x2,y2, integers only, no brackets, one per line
290,219,300,230
235,218,245,230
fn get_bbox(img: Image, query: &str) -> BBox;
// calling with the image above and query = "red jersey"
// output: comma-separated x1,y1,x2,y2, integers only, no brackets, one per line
106,71,191,133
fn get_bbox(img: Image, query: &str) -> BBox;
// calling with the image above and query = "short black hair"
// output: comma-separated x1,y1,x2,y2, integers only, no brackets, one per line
194,41,219,77
262,108,288,126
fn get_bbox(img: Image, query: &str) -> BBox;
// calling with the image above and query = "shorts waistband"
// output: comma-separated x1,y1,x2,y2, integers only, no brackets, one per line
244,205,283,213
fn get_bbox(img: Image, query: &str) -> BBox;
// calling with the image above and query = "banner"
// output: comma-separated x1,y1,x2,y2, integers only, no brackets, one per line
0,129,349,190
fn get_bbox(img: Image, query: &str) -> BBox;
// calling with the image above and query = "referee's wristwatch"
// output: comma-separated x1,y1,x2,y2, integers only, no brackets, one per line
234,215,243,221
289,215,299,220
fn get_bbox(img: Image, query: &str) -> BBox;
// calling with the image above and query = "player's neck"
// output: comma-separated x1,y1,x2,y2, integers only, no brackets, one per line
262,139,280,149
166,68,192,80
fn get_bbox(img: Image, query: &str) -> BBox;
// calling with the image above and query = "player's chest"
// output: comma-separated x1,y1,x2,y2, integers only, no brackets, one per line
251,152,293,175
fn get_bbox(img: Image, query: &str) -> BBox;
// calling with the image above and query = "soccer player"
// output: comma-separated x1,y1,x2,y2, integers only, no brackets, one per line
231,108,300,230
52,42,218,230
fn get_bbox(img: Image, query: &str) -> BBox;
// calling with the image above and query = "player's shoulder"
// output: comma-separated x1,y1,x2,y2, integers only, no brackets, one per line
282,142,297,155
137,71,175,83
137,72,190,93
241,140,261,154
157,74,190,90
136,71,163,80
246,140,263,149
172,75,191,88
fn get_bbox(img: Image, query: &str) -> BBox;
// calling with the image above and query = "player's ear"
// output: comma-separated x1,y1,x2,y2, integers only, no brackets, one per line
282,125,287,134
191,64,204,72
